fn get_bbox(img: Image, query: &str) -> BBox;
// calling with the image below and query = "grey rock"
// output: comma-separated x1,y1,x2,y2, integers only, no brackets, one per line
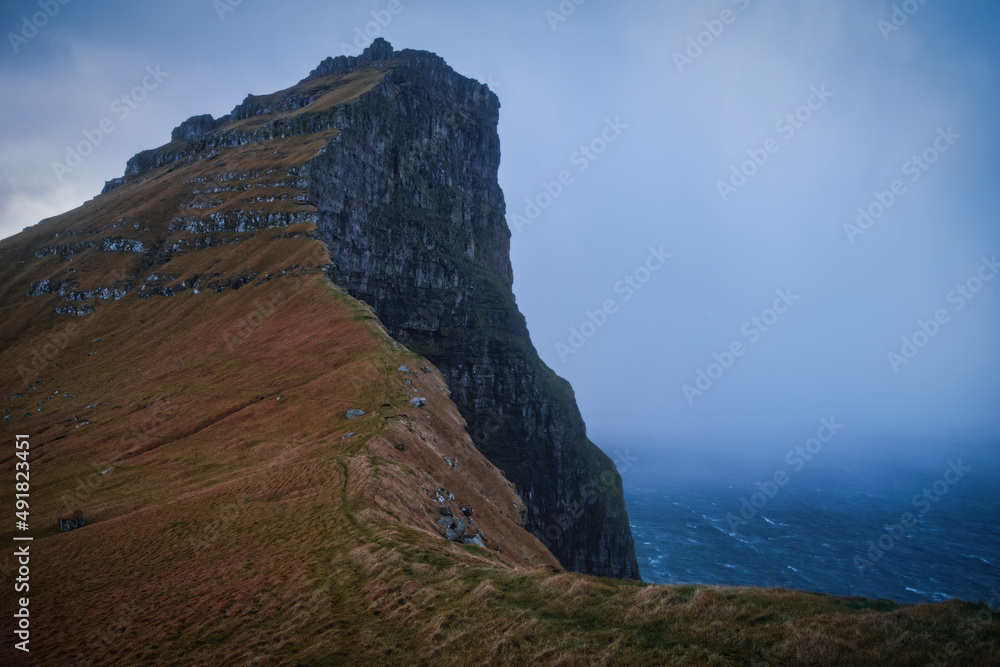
59,509,86,532
438,514,466,541
397,365,410,373
345,409,365,419
460,534,486,548
171,114,221,142
410,397,427,407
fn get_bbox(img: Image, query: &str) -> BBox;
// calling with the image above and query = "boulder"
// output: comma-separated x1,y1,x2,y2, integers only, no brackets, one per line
59,509,86,532
438,514,466,541
461,534,486,548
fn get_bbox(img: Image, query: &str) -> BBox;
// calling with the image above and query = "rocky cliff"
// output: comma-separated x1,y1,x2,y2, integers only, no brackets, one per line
304,40,638,578
95,38,638,578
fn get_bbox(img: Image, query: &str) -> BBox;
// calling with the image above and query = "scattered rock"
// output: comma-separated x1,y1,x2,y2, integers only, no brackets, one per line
439,506,452,516
345,409,365,419
461,534,486,548
443,456,458,469
430,487,454,504
410,397,426,407
59,509,86,532
460,506,474,517
438,514,466,541
397,365,410,373
342,432,355,439
395,444,405,451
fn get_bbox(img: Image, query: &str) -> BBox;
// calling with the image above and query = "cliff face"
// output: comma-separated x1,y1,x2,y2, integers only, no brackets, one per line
304,40,639,578
87,37,637,578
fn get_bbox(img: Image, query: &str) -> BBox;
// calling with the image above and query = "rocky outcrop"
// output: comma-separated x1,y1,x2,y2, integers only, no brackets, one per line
305,40,639,578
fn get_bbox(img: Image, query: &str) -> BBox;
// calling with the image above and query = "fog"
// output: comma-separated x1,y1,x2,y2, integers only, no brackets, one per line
1,0,997,462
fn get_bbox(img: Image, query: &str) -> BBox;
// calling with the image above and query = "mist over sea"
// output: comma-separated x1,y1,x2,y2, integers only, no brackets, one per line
613,438,1000,605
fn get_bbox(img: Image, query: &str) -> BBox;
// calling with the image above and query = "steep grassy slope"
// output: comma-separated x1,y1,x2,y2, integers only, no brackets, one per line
0,77,560,664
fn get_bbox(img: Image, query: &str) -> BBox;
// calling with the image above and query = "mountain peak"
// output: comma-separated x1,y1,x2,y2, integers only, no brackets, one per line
362,36,393,61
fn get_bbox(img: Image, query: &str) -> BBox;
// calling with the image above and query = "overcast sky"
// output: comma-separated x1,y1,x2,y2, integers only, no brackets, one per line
1,0,998,457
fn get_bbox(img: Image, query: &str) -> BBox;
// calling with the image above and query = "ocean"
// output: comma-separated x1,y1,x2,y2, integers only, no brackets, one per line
619,442,1000,605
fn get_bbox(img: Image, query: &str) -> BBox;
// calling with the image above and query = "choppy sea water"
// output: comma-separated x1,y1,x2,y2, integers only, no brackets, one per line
619,444,1000,605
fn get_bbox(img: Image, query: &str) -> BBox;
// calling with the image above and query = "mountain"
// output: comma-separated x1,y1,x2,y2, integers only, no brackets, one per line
0,38,996,666
106,37,637,579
